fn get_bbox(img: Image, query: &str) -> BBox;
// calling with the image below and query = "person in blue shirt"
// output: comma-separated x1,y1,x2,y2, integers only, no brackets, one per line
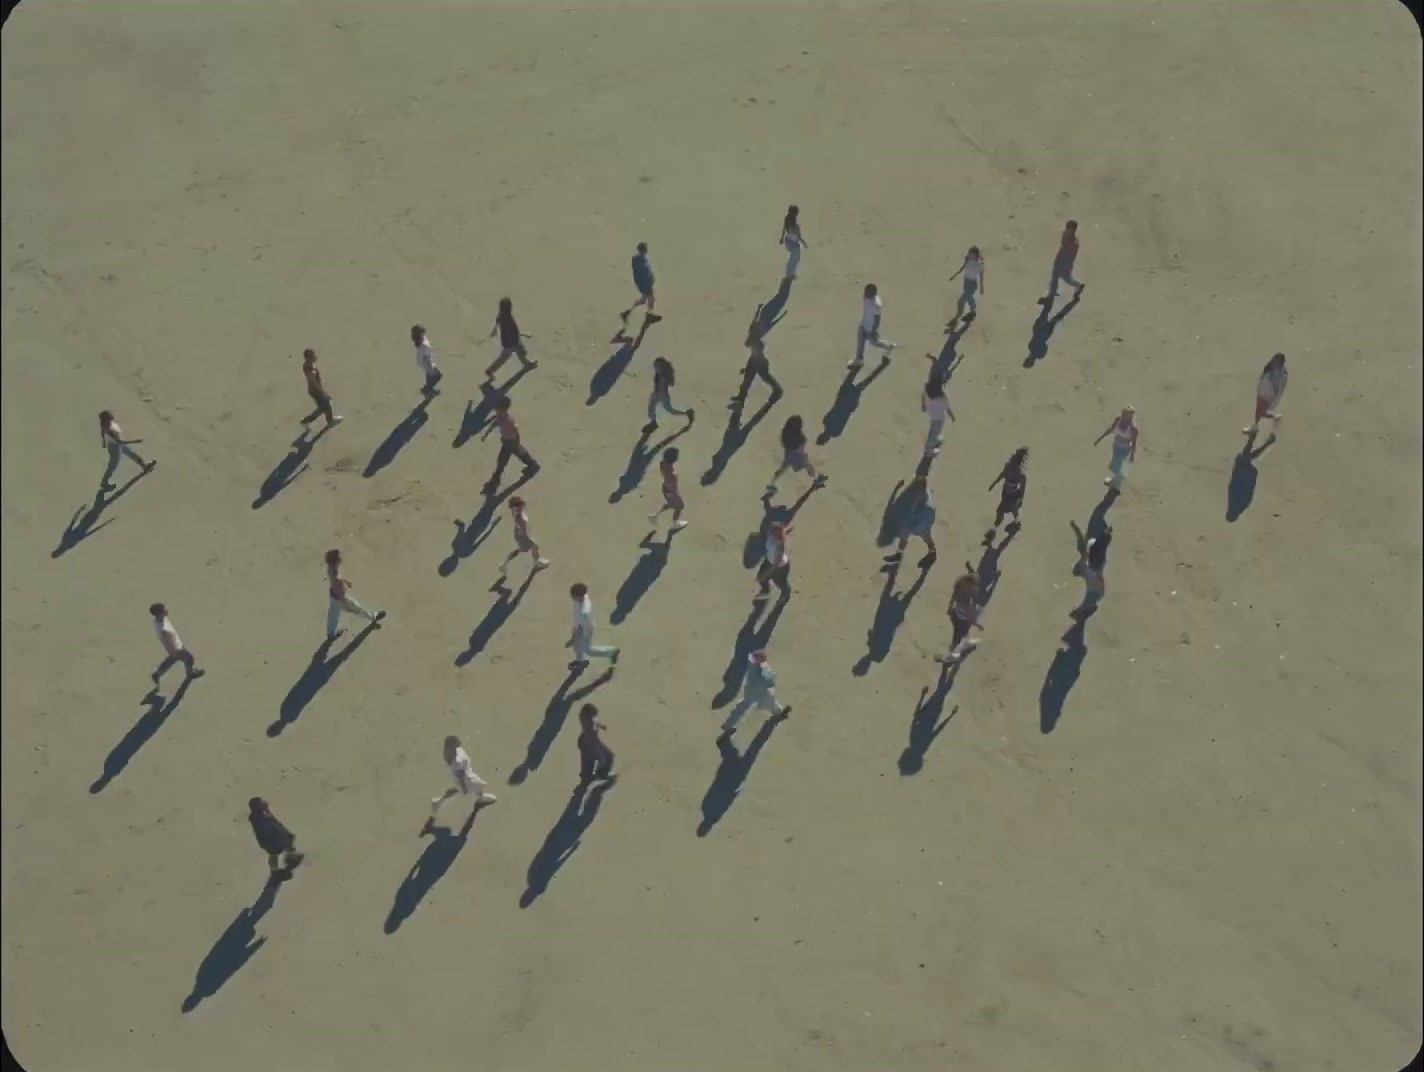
621,241,663,326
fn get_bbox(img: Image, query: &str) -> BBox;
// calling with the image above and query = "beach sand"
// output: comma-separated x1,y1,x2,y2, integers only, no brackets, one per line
2,2,1420,1069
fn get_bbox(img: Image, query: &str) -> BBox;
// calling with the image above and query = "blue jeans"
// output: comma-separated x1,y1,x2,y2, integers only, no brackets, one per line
647,389,690,422
103,442,145,485
784,238,803,279
955,278,978,318
1108,443,1131,487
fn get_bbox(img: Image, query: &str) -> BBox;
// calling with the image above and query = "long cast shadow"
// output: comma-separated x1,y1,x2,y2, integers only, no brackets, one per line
970,526,1018,609
90,676,198,793
267,624,378,737
180,877,282,1013
1227,434,1275,522
754,277,793,337
899,664,961,774
609,424,690,503
610,530,675,625
853,560,932,676
817,354,891,445
696,715,782,836
508,668,613,784
53,466,151,557
453,365,534,449
383,804,483,934
587,323,648,405
438,470,534,578
1039,616,1091,734
364,396,433,478
711,598,788,709
702,393,779,487
455,571,538,668
252,426,331,509
926,321,969,382
874,465,931,549
1023,292,1082,368
519,780,616,906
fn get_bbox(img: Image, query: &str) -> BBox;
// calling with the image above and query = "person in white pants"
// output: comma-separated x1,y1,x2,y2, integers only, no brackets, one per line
325,549,386,639
568,583,620,671
852,283,896,370
426,734,497,832
410,324,443,394
720,650,791,736
779,205,807,281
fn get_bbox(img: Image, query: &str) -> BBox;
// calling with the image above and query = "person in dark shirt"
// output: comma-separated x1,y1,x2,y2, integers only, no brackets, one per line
248,797,304,881
485,297,537,381
577,704,616,784
620,242,663,326
735,305,784,409
299,349,342,430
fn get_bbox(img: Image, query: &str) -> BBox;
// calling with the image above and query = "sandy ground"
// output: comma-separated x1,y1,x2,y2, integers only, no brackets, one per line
2,2,1421,1070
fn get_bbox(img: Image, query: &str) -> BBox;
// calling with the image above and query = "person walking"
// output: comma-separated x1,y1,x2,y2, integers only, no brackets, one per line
765,415,827,496
299,349,343,430
734,307,784,408
1245,352,1288,439
568,583,620,672
427,734,497,831
851,283,896,371
410,324,443,395
946,246,985,328
149,603,205,685
1076,522,1113,611
324,549,386,640
498,495,550,579
779,204,807,281
643,356,695,435
648,447,689,531
988,447,1029,532
935,572,983,665
921,371,955,457
720,650,791,737
482,396,541,496
248,798,304,881
485,297,537,381
1097,406,1140,491
754,520,793,603
621,242,662,326
1045,220,1085,303
577,704,617,784
886,475,938,568
98,410,155,491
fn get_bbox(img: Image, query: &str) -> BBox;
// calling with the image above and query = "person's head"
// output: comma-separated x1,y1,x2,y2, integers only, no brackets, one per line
967,245,981,260
579,703,598,727
1065,219,1078,233
750,650,768,666
782,414,803,437
956,571,979,596
662,447,679,465
442,734,461,762
99,409,114,425
863,283,878,299
653,356,672,377
570,582,588,601
785,204,799,224
1266,351,1286,373
636,241,648,255
302,348,316,362
410,324,425,345
1120,404,1135,422
149,602,166,620
1008,446,1029,470
925,372,945,398
248,797,268,815
498,297,513,317
325,548,341,568
495,396,512,413
508,495,525,512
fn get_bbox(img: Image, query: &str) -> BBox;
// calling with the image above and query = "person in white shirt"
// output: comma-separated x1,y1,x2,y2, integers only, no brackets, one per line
98,410,155,491
498,495,550,579
568,583,620,671
947,246,985,328
754,521,793,602
410,324,443,394
149,603,204,684
921,371,956,457
1245,352,1288,439
778,205,807,281
427,734,497,831
852,283,896,370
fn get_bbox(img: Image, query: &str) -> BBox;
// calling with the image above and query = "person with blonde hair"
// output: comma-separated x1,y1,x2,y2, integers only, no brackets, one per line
1096,406,1139,491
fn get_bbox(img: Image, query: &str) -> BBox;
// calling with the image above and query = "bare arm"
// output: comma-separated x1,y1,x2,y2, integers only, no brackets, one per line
987,470,1003,491
1093,422,1116,445
1130,425,1139,460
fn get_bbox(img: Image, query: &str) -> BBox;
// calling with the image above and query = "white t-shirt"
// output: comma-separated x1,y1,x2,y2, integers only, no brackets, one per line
104,421,123,445
1258,367,1287,405
415,338,436,372
924,394,949,422
963,258,983,284
450,746,478,787
861,295,883,333
153,616,182,654
573,595,596,634
765,535,787,568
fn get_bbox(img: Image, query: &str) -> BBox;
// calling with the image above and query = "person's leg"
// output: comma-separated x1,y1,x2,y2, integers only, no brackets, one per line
498,547,521,576
153,651,180,683
515,441,539,470
596,744,616,779
179,649,202,677
431,786,458,817
671,493,685,527
759,363,783,396
1106,445,1128,487
785,241,801,280
343,596,383,623
755,562,774,598
267,852,282,876
868,333,896,354
721,697,753,734
645,392,660,430
586,642,619,662
101,446,122,488
733,364,756,405
660,391,691,419
570,631,591,668
327,598,343,638
486,348,512,379
853,327,867,367
775,564,792,600
486,441,515,491
925,418,945,455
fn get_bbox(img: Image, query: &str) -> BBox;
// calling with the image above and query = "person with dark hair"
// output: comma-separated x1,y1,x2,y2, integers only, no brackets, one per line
935,572,983,665
1045,220,1085,303
149,603,204,684
621,242,662,325
98,410,155,491
644,356,694,435
735,306,784,408
648,447,688,532
248,798,303,881
485,297,537,381
947,245,985,327
765,415,826,496
568,583,620,671
754,520,793,603
1245,352,1288,439
482,396,540,496
887,475,938,568
1076,522,1113,610
410,324,443,394
852,283,897,371
577,704,616,784
498,495,550,579
778,204,807,280
324,549,386,640
299,349,342,429
988,447,1029,532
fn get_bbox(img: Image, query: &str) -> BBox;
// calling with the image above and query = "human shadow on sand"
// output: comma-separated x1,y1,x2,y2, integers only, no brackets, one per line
180,877,283,1013
610,530,676,625
1227,433,1275,522
587,323,649,405
968,526,1018,609
853,559,932,676
609,424,690,504
899,664,961,774
1023,292,1082,368
1039,615,1092,734
519,780,616,906
267,624,379,737
455,571,538,668
53,466,153,557
383,804,485,934
438,470,535,578
711,598,789,709
508,668,613,784
363,396,433,479
702,393,780,487
753,277,793,338
817,355,891,445
873,463,932,549
453,366,535,449
925,321,970,382
697,714,783,836
90,676,198,793
252,426,334,509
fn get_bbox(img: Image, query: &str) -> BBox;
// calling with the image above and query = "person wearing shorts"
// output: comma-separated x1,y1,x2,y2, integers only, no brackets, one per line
648,447,688,531
988,446,1029,531
149,603,205,685
427,734,497,831
498,496,550,578
887,475,938,567
766,415,826,496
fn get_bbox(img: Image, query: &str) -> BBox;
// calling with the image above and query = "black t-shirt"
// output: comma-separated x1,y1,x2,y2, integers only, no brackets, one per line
498,314,520,348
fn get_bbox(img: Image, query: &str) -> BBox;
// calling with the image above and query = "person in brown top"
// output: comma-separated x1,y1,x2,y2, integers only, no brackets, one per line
299,349,343,429
325,549,386,640
482,396,540,497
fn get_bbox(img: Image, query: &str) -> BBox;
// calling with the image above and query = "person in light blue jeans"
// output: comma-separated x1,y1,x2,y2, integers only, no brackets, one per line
98,410,154,491
779,204,807,281
720,649,791,736
644,357,695,434
1095,406,1139,491
947,246,985,327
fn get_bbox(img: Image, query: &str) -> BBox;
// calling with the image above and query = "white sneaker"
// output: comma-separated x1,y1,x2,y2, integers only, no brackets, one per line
477,793,498,804
534,558,550,570
672,520,689,531
648,512,660,524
